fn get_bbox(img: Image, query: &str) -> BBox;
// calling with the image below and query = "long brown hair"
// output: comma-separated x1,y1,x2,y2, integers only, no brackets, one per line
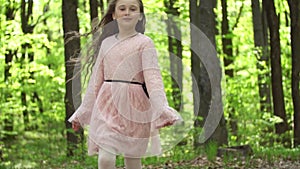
69,0,146,84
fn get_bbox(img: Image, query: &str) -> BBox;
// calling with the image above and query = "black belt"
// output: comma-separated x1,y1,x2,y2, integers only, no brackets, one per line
104,80,149,98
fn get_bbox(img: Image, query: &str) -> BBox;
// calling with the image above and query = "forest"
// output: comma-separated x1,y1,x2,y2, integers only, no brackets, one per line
0,0,300,168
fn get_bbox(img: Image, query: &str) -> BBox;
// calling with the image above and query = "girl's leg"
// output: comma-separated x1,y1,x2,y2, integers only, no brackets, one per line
98,148,116,169
124,157,142,169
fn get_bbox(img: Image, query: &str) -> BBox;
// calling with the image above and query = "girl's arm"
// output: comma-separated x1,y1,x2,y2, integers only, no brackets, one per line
68,48,104,127
142,38,181,129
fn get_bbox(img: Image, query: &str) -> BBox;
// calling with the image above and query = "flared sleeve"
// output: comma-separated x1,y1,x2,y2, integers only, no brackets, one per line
141,38,182,129
68,47,104,126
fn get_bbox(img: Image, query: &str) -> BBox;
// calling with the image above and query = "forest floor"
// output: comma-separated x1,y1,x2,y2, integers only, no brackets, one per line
1,130,300,169
133,155,300,169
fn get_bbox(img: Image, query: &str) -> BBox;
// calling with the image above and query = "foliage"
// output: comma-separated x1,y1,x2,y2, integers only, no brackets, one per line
0,0,297,167
215,0,294,148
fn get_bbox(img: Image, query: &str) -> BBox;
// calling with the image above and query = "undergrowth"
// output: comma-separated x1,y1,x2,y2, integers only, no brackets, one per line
1,127,300,169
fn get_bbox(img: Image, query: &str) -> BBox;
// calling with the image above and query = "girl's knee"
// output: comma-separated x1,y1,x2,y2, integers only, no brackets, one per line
98,149,116,169
124,157,142,169
98,155,115,167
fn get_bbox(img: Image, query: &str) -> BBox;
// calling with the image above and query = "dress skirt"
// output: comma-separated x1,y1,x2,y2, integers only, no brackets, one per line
85,81,162,157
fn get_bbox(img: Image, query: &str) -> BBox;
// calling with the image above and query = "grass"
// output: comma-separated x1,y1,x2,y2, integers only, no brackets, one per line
1,125,300,169
204,141,218,162
0,126,200,169
254,145,300,162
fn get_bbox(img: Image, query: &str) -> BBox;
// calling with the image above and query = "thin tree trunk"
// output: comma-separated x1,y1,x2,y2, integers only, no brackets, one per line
62,0,83,156
90,0,98,22
164,0,183,112
263,0,290,147
164,0,185,146
190,0,201,147
251,0,273,145
99,0,104,16
3,0,17,136
20,0,33,129
21,0,44,129
4,51,15,134
190,0,228,146
90,0,99,41
287,0,300,147
221,0,238,140
42,1,53,69
251,0,271,115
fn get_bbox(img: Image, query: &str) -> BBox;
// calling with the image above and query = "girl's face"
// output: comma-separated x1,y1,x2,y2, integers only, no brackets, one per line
113,0,142,29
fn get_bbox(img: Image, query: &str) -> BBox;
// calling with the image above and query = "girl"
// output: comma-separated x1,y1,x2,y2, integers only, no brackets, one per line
68,0,182,168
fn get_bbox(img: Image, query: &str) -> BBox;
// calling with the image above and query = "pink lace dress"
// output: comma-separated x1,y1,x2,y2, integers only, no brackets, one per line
68,33,181,157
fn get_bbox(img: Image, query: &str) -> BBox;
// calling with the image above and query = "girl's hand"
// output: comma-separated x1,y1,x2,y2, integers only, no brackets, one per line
72,118,81,132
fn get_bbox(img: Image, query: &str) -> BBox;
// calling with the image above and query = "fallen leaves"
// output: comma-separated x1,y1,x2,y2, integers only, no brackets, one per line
117,155,300,169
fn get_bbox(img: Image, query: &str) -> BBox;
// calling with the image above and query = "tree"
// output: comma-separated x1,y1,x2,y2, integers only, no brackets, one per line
190,0,228,146
99,0,105,16
62,0,83,156
164,0,183,112
251,0,271,115
90,0,102,41
221,0,239,139
287,0,300,147
90,0,99,23
20,0,44,130
3,0,18,137
251,0,273,146
263,0,289,146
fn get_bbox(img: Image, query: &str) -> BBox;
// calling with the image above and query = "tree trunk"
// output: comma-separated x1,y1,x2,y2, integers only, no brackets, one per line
164,0,183,112
90,0,98,22
251,0,273,145
164,0,185,146
288,0,300,147
251,0,271,115
4,51,15,135
221,0,238,140
263,0,290,147
20,0,33,129
62,0,83,156
99,0,104,16
190,0,228,146
3,0,17,137
20,0,44,130
90,0,99,41
41,1,52,68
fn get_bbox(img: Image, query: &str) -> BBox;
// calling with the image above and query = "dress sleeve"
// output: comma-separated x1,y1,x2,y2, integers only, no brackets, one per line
68,47,104,126
142,39,181,129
